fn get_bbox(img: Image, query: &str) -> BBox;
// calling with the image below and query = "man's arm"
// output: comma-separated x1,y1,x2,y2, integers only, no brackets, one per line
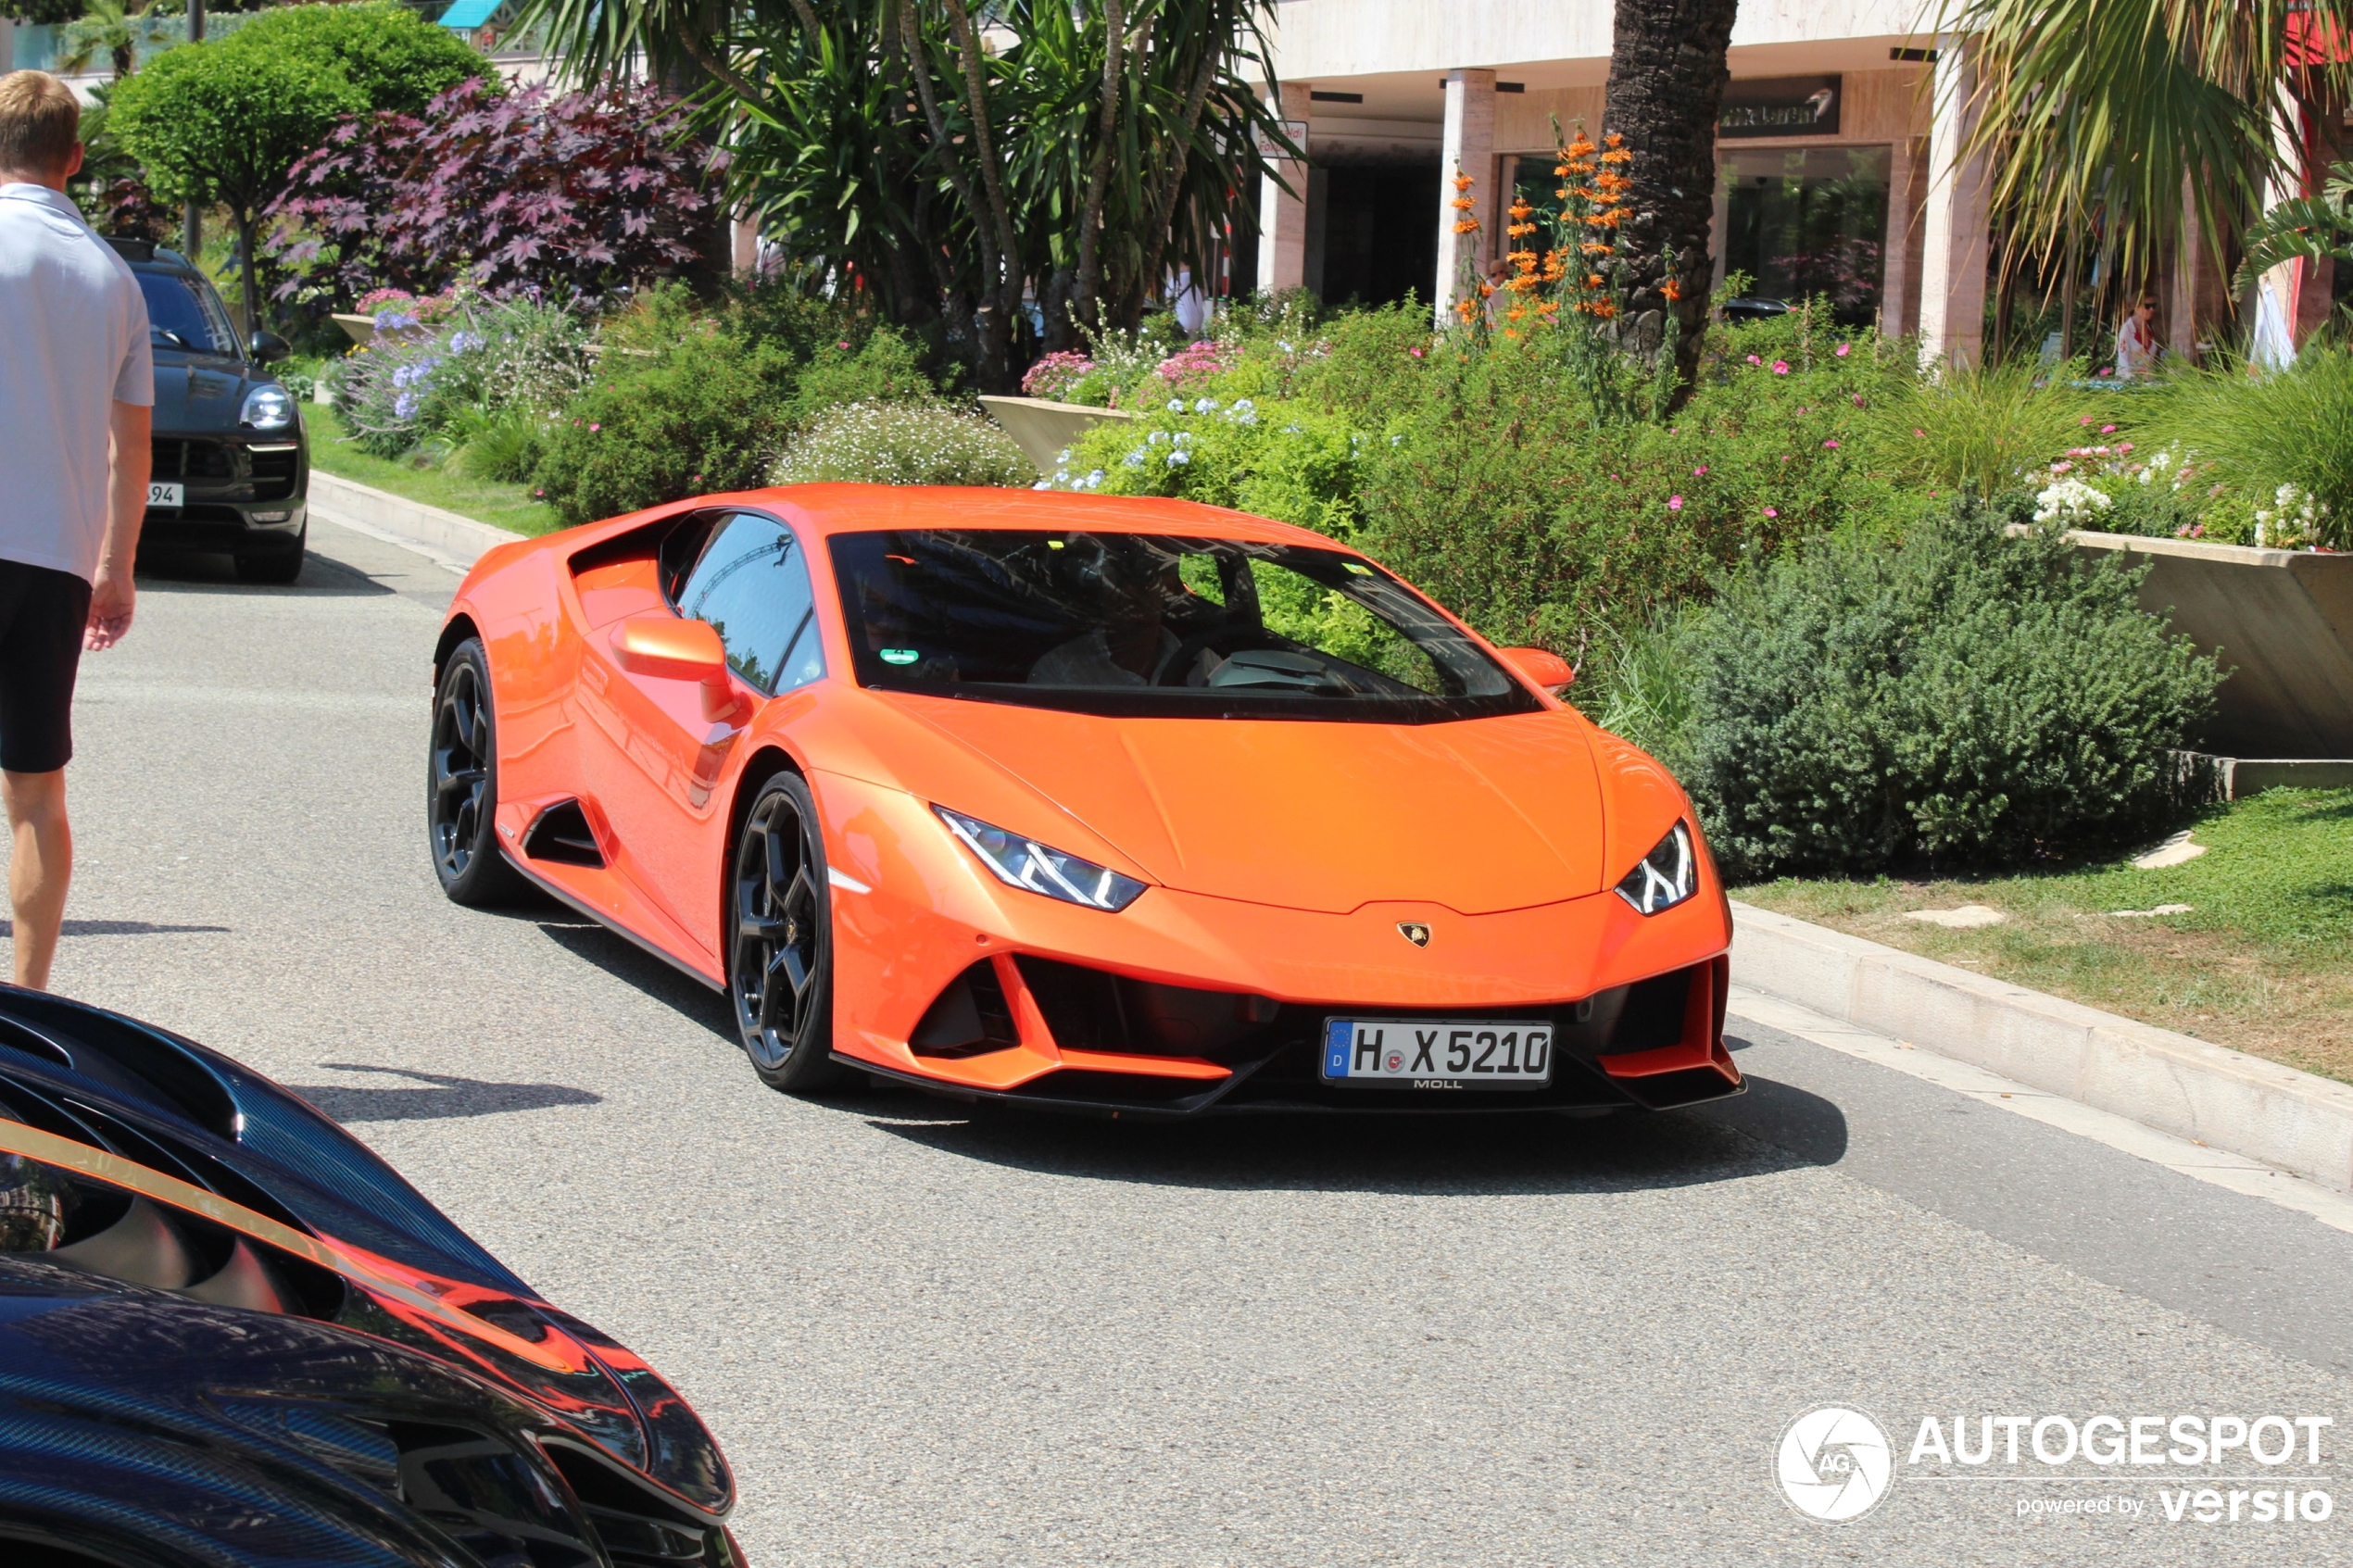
88,399,151,651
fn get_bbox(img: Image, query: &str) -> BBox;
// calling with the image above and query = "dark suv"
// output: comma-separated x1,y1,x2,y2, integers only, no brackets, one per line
107,239,310,583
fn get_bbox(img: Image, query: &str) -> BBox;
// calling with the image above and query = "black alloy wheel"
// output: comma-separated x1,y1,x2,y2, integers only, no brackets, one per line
731,771,843,1093
428,639,526,907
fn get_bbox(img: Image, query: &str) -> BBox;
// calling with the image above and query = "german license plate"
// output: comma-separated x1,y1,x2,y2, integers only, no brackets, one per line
1320,1017,1554,1088
147,481,183,509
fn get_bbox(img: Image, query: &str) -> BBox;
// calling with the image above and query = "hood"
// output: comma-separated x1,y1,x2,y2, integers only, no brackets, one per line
150,350,263,433
894,698,1609,914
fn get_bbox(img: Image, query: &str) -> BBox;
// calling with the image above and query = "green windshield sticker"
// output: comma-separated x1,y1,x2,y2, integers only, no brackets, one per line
879,648,920,666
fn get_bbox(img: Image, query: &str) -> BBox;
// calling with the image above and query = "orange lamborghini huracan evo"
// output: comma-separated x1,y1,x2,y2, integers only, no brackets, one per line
427,485,1742,1117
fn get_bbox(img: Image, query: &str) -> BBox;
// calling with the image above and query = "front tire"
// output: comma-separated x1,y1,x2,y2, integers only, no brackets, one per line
233,526,307,584
428,638,528,907
730,771,843,1094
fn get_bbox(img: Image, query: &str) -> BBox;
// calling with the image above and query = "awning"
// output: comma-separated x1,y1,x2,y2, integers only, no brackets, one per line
436,0,499,30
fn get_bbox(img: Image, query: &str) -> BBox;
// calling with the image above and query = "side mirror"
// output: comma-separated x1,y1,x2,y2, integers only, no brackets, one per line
1499,646,1573,694
611,616,728,682
249,330,291,364
611,616,748,722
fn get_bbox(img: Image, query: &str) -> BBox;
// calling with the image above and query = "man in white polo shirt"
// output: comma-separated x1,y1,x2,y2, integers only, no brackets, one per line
0,70,153,991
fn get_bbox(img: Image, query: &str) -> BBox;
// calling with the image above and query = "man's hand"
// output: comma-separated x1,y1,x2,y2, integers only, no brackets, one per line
84,567,133,650
92,398,152,652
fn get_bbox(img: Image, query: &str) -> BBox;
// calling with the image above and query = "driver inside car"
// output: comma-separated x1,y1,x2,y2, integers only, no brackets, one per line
1027,541,1202,687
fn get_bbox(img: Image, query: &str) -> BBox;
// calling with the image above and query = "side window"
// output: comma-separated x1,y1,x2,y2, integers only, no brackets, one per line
675,513,825,694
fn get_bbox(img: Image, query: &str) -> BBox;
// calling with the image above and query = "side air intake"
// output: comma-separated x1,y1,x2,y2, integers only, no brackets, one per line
909,962,1022,1058
522,801,605,868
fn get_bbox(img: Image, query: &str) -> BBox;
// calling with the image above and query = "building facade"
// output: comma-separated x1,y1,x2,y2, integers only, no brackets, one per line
1253,0,2005,359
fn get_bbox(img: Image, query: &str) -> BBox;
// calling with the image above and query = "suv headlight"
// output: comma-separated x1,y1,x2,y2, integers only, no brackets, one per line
935,806,1148,911
1616,821,1697,915
240,383,295,430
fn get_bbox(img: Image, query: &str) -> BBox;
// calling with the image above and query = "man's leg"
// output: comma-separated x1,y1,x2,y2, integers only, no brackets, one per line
2,770,69,990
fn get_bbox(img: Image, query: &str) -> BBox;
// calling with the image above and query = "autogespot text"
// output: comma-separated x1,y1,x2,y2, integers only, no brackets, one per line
1909,1413,2335,1525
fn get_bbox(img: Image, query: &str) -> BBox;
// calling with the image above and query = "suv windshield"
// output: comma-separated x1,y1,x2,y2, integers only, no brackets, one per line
135,270,239,357
829,529,1540,722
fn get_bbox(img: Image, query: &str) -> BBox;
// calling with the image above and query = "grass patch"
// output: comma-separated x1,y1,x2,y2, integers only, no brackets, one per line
304,404,564,537
1737,788,2353,1083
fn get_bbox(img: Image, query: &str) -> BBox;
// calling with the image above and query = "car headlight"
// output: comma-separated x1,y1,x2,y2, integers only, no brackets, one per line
1616,821,1697,915
934,806,1148,911
240,383,295,430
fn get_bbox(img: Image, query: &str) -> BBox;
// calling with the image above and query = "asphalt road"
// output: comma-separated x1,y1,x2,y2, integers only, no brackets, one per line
16,517,2353,1565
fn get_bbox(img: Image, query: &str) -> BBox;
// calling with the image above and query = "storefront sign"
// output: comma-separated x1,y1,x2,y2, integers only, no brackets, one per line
1718,75,1842,139
1253,119,1310,158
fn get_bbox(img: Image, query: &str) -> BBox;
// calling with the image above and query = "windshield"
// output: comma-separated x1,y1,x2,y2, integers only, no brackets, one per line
829,529,1540,722
135,270,240,357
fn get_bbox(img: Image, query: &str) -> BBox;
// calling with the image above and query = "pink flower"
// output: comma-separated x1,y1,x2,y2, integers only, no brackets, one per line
1852,395,1865,407
2101,424,2117,434
1914,428,1927,438
1692,466,1707,476
2118,441,2133,453
1409,345,1426,358
1796,407,1808,416
588,422,601,433
2098,367,2113,377
2081,416,2095,426
837,341,849,350
1772,360,1790,374
1823,438,1840,449
1746,354,1762,365
1764,507,1779,518
1667,495,1685,510
1834,342,1851,358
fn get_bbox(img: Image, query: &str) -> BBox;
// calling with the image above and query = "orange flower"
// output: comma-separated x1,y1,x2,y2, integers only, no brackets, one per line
1660,278,1682,302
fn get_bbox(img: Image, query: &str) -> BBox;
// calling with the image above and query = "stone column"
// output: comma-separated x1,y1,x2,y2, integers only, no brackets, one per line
1435,68,1498,328
732,211,761,277
2171,179,2230,361
1918,39,1990,368
1257,82,1312,295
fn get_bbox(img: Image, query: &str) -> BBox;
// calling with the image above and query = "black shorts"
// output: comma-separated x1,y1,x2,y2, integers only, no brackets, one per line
0,559,92,775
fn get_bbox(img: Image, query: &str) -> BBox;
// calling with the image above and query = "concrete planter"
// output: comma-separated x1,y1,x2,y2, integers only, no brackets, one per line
978,395,1132,473
2070,530,2353,759
332,313,378,345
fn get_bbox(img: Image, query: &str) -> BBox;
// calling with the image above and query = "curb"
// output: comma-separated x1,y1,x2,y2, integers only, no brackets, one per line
1729,900,2353,1193
307,471,524,573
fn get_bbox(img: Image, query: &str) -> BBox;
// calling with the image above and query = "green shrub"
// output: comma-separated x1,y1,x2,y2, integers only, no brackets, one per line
532,328,802,524
1677,504,2221,879
449,404,556,483
2147,346,2353,549
221,2,485,118
773,401,1033,487
1862,355,2107,500
328,294,591,458
1051,395,1365,538
529,287,937,524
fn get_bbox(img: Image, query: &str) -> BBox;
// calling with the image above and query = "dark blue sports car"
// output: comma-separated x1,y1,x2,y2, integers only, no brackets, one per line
0,984,742,1566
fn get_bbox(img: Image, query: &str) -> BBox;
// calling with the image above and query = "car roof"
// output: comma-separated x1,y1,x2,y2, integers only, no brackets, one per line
736,484,1351,551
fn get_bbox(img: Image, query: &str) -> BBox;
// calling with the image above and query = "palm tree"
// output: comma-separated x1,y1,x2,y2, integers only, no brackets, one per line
1945,0,2353,334
57,0,156,81
1600,0,1740,401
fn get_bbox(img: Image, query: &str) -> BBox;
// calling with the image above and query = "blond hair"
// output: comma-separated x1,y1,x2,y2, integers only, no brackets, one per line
0,71,80,179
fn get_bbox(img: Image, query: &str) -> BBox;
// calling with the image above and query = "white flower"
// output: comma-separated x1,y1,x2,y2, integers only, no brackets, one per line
1032,480,1053,490
1148,430,1168,445
1124,449,1146,468
1194,397,1218,413
1281,422,1303,435
1233,398,1255,412
1167,399,1185,412
1166,449,1190,466
1084,469,1104,488
2032,478,2113,525
1173,431,1191,445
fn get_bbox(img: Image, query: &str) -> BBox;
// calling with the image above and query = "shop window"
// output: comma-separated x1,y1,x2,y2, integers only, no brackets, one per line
1717,146,1890,326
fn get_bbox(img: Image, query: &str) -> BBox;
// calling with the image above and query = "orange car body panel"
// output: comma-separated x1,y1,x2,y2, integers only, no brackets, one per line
443,485,1739,1103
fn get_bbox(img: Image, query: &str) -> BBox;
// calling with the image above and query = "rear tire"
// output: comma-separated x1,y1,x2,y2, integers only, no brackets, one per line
730,771,844,1094
428,638,529,907
233,527,307,584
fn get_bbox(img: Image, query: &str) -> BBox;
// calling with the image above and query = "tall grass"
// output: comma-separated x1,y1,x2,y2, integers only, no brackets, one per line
2146,346,2353,549
1862,356,2107,498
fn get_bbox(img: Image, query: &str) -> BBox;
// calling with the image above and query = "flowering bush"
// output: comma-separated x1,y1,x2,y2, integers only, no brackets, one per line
773,402,1033,488
270,77,715,310
1046,394,1364,538
2032,477,2113,526
1021,352,1094,401
327,292,592,459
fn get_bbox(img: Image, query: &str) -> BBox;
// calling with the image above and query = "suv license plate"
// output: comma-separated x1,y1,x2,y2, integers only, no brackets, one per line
1320,1018,1554,1089
147,481,184,509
